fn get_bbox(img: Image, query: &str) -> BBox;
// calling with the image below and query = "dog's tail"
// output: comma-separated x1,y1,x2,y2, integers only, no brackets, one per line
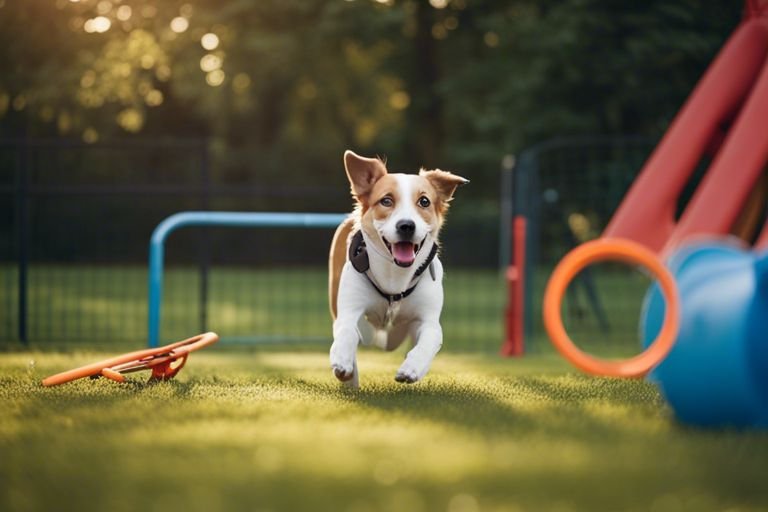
329,215,356,320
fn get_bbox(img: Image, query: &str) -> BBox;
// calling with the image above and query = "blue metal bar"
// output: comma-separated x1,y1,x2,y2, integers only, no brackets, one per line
148,211,348,347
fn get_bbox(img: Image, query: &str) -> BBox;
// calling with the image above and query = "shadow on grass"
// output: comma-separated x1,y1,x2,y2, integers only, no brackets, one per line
287,374,662,439
348,381,535,433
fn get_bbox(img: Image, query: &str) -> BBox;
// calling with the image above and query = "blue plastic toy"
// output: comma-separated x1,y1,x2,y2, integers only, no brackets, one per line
641,239,768,428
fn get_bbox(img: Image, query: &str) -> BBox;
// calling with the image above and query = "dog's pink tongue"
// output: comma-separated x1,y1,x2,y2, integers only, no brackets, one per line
393,242,416,265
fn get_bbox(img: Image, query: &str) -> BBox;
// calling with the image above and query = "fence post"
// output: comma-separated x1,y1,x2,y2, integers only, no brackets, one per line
498,154,516,271
518,151,539,343
198,141,210,334
15,140,29,345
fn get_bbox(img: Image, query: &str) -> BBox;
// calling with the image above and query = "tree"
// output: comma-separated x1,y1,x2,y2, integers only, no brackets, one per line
0,0,740,193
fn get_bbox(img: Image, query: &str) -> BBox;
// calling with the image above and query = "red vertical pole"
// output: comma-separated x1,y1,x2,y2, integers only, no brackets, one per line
501,216,526,356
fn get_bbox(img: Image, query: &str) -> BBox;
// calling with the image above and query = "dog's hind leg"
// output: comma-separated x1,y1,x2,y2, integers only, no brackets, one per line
357,317,392,350
358,317,410,351
382,321,411,351
328,216,356,320
357,317,376,346
395,321,442,384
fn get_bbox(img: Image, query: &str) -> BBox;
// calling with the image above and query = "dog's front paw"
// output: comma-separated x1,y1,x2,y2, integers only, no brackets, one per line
394,360,428,384
330,343,356,382
332,364,355,382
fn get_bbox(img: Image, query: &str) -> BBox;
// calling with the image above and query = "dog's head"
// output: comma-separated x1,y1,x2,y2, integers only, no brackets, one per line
344,150,468,268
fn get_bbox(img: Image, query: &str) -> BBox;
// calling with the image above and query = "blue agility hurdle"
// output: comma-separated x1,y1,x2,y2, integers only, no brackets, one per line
148,211,348,347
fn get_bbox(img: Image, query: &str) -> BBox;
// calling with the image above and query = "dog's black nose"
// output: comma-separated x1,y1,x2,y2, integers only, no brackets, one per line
396,219,416,237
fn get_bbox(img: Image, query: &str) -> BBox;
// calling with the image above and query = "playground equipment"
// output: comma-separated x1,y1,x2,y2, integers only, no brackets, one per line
540,1,768,426
501,216,527,356
148,211,346,347
543,238,680,378
642,241,768,427
41,332,219,386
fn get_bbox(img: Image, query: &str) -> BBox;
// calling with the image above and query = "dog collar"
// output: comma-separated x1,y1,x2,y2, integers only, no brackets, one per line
348,230,438,303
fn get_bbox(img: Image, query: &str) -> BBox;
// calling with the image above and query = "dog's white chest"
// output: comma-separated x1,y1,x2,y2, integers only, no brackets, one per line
366,300,403,330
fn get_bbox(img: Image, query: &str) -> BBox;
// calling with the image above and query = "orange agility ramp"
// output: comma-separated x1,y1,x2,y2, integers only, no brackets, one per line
544,1,768,377
42,332,219,386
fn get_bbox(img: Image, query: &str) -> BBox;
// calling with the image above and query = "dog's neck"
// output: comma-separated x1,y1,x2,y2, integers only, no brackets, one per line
362,231,435,296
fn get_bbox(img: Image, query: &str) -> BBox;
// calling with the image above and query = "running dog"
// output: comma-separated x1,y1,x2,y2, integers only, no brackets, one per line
328,150,468,387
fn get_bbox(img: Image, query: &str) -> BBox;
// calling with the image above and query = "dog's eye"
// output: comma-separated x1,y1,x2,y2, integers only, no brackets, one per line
418,196,431,208
379,196,394,207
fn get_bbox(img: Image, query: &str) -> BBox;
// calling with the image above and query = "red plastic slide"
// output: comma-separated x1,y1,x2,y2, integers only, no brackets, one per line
604,1,768,254
542,1,768,377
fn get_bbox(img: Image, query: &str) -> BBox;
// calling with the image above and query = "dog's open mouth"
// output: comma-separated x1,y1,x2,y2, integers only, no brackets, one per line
383,239,420,267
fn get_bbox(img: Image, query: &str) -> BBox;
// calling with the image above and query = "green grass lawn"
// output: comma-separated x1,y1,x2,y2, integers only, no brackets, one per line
2,347,767,512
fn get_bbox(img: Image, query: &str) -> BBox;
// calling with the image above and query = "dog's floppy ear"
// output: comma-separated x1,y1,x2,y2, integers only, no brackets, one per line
344,150,387,202
420,169,468,209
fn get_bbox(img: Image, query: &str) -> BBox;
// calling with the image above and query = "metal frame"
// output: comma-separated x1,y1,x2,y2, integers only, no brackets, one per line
147,211,347,347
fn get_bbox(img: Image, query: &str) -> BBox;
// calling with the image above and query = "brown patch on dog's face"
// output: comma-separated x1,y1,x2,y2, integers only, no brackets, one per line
419,169,469,215
360,174,448,264
341,149,468,266
366,174,443,223
412,175,442,233
367,175,401,221
363,174,441,231
360,175,400,254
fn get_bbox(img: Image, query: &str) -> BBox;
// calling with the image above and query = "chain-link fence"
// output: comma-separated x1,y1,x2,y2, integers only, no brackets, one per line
1,139,503,351
509,136,658,354
4,136,679,355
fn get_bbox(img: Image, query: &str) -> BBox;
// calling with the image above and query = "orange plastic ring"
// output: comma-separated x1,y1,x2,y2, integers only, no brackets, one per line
542,238,679,378
41,332,219,386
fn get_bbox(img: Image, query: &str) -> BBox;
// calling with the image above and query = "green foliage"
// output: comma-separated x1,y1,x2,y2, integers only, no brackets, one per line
0,0,740,192
437,0,739,177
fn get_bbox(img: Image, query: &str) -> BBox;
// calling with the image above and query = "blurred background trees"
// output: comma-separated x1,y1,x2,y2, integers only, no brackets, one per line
0,0,740,194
